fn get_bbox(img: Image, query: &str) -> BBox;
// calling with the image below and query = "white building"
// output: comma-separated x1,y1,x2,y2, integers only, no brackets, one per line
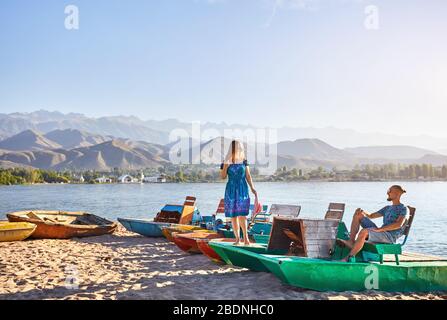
95,176,112,184
143,175,167,183
118,175,137,183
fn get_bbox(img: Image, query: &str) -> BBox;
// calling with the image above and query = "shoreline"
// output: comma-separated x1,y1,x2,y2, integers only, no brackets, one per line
2,179,447,187
0,225,446,300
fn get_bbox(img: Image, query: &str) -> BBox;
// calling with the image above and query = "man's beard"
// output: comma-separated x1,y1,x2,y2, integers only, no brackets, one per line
387,197,392,201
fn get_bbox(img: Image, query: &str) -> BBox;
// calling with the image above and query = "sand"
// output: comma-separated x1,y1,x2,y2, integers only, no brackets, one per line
0,225,445,300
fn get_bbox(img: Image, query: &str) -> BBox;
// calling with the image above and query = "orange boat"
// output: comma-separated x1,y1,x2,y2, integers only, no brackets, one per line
197,238,235,263
7,210,117,239
172,232,221,254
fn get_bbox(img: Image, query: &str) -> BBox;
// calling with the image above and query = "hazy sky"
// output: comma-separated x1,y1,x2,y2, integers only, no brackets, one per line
0,0,446,137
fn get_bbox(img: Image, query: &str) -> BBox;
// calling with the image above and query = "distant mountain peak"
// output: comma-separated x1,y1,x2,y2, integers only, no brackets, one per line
0,129,61,151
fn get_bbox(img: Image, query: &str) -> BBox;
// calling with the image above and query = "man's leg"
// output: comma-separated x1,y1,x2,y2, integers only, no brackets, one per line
342,229,369,262
350,209,365,242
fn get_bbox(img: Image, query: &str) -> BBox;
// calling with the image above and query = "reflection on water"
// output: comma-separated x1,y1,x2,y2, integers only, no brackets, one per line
1,181,446,257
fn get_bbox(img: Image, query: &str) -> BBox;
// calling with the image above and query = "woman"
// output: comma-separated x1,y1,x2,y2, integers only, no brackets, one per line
220,140,257,245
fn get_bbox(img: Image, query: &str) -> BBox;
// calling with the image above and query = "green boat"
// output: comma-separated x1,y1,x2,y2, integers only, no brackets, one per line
209,241,288,272
209,240,447,292
210,210,447,292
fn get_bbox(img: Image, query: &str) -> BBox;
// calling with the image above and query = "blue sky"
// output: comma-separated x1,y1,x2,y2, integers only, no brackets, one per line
0,0,446,137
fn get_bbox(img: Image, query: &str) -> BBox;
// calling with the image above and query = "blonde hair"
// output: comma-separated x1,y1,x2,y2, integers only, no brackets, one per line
225,140,245,163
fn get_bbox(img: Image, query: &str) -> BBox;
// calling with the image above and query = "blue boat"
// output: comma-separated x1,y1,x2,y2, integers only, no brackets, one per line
118,218,171,237
118,199,198,237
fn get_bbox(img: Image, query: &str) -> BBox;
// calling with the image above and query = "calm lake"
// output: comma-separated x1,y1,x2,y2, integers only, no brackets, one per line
1,181,446,257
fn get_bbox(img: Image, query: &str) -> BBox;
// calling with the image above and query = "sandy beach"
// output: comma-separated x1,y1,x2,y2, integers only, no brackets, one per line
0,225,445,300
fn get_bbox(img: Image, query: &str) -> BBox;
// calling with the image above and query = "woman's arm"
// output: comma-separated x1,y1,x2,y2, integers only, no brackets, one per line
245,165,257,196
220,163,229,179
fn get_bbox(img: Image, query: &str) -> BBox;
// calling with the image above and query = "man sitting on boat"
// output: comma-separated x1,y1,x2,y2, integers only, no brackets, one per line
339,185,408,262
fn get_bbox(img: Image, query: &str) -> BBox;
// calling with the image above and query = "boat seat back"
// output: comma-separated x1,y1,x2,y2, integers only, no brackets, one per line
179,205,196,225
402,206,416,240
324,203,345,221
269,204,301,217
184,196,197,207
268,217,339,259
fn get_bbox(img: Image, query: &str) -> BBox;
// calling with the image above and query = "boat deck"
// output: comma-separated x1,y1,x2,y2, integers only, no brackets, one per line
383,251,446,262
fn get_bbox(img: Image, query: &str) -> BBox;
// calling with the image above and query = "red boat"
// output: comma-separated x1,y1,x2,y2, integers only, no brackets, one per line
197,238,235,262
172,232,221,254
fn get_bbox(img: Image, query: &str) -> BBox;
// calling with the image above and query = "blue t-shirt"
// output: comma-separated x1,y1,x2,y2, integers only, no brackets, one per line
377,204,407,238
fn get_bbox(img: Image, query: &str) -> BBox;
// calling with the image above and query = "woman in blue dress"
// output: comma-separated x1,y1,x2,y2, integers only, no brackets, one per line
221,140,257,245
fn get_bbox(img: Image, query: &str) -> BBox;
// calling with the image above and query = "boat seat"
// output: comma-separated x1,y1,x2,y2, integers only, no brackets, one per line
360,206,416,265
27,212,43,220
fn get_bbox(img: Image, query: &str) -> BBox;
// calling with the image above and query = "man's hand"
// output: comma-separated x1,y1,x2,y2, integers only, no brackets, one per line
369,228,383,232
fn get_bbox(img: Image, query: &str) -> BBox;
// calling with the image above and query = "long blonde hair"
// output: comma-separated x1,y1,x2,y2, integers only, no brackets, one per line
225,140,245,164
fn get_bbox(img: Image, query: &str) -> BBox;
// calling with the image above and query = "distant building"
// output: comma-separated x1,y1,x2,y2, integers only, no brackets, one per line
143,175,167,183
72,174,85,183
95,176,112,184
118,175,137,183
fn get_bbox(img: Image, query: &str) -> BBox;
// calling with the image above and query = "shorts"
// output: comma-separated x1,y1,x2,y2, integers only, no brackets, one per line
360,217,397,244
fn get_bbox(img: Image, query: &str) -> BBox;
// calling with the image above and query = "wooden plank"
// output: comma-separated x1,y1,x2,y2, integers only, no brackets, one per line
328,203,345,211
324,211,344,221
269,204,301,217
301,219,339,228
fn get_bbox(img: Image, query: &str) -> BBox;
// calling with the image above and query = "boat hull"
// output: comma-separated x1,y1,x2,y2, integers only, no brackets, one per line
257,255,447,292
118,218,169,237
208,241,288,272
7,211,117,239
173,232,221,254
197,238,234,263
0,222,36,242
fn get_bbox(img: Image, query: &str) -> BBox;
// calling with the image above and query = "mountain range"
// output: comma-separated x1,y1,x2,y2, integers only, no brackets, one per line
0,128,446,171
1,110,447,151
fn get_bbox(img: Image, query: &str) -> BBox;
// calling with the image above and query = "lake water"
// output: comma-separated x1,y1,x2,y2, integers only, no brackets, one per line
1,181,446,257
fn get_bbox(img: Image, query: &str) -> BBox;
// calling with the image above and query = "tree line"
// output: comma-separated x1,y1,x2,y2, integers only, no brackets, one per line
1,163,447,185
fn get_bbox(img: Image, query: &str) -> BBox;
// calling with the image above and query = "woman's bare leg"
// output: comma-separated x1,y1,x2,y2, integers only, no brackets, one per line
238,216,250,245
231,217,240,244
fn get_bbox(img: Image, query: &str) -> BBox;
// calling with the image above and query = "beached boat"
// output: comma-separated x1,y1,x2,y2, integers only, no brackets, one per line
6,211,117,239
196,238,235,263
173,232,221,254
161,225,213,242
210,243,447,292
118,218,171,237
0,222,37,242
118,196,198,237
209,241,288,272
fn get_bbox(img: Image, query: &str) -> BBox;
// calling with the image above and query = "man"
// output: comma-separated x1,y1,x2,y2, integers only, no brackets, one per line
338,185,408,262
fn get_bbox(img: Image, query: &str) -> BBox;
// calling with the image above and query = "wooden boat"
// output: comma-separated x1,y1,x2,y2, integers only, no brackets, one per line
161,225,212,242
118,218,171,237
196,238,235,263
218,204,301,239
209,209,447,292
7,211,117,239
172,232,221,254
209,240,288,272
118,196,198,237
0,222,37,242
215,245,447,292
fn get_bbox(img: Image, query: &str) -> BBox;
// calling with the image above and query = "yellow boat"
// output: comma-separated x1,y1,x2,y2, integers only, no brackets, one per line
0,222,37,242
161,225,214,242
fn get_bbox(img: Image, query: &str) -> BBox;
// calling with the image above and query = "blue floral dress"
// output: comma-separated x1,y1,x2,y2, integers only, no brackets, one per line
224,161,250,218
